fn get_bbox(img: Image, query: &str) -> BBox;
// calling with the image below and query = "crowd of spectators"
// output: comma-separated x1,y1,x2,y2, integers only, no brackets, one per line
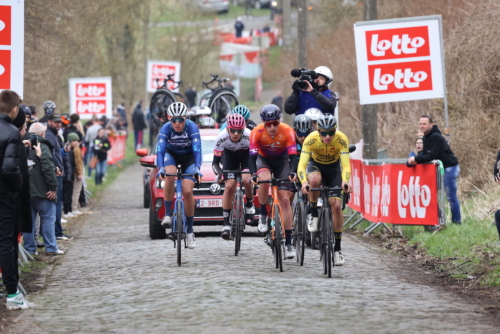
0,90,129,310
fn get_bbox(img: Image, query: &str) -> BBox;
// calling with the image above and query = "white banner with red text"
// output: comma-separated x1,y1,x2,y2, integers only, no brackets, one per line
0,1,24,96
107,135,126,165
348,160,439,226
146,60,181,93
69,77,112,120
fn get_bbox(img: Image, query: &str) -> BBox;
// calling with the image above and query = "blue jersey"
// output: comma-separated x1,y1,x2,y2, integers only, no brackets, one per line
296,89,335,115
156,119,202,169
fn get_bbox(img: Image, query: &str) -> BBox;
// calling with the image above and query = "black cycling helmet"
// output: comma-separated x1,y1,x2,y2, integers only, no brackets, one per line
293,114,312,134
260,104,281,122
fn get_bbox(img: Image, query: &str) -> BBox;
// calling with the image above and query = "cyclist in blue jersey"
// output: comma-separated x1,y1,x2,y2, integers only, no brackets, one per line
219,105,257,131
156,102,203,249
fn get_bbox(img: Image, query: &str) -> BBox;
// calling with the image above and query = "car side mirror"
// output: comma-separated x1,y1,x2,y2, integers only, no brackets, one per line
136,148,149,157
140,156,156,168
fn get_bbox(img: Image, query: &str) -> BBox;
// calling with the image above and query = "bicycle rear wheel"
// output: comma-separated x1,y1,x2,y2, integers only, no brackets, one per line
293,200,304,265
150,89,176,128
176,201,183,266
208,88,239,124
274,206,283,272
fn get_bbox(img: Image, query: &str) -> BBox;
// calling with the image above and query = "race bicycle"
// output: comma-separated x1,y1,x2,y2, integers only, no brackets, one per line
306,184,346,278
149,74,185,128
164,166,200,266
223,169,250,256
256,176,291,272
201,74,239,125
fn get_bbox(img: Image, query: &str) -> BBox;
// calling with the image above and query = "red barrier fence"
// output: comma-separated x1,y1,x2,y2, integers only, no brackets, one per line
348,159,442,226
107,135,126,165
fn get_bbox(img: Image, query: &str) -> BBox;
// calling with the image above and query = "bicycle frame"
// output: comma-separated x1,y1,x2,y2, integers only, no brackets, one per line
257,177,290,241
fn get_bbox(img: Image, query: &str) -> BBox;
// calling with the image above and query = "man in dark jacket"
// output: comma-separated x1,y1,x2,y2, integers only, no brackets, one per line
184,84,197,108
407,115,461,224
23,122,63,256
45,114,71,240
117,102,128,129
132,101,146,150
63,114,83,142
0,90,34,309
234,17,244,38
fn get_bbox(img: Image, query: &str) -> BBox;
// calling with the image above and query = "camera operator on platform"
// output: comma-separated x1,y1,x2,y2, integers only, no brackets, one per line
284,66,337,116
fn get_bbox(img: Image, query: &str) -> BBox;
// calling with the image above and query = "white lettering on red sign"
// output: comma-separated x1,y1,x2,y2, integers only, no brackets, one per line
397,171,431,218
371,172,381,217
380,171,390,217
77,100,106,114
365,26,430,61
352,167,361,207
369,60,433,95
363,172,371,214
76,84,106,98
152,65,175,77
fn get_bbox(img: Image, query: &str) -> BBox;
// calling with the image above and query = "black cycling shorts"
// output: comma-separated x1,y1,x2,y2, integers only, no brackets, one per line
306,160,342,199
256,155,291,191
223,149,250,180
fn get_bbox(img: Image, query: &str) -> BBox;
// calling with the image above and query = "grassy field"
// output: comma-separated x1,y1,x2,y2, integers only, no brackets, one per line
347,189,500,287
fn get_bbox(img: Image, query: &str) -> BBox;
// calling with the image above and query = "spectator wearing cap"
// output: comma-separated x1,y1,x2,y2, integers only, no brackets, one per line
24,123,64,256
84,117,104,177
93,128,111,185
0,90,34,309
132,101,146,150
29,105,37,121
45,114,72,240
19,104,31,128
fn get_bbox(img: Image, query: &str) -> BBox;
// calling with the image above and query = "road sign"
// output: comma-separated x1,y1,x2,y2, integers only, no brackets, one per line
0,1,24,96
69,77,112,120
146,60,181,93
354,15,445,105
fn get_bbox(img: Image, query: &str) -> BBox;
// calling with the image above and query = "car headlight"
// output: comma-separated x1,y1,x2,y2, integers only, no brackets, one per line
156,179,165,189
271,1,278,7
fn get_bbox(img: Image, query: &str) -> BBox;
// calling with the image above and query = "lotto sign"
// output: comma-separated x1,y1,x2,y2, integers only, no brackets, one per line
146,60,181,93
69,77,112,119
0,1,24,96
354,15,445,104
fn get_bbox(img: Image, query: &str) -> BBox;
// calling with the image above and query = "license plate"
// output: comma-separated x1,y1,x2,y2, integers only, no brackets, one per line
197,199,222,208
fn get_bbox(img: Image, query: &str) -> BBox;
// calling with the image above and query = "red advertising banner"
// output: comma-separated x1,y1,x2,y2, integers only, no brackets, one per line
347,160,439,226
107,135,126,165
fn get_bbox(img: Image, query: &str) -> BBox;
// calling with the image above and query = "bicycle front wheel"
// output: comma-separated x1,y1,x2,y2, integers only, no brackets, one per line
294,200,306,266
322,208,332,277
274,206,283,272
234,190,243,256
176,201,183,266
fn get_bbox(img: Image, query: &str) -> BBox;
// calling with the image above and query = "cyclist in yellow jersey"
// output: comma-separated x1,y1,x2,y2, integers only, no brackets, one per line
298,114,351,265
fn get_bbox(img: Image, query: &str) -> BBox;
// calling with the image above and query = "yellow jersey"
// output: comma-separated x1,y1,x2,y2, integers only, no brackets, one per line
297,130,351,183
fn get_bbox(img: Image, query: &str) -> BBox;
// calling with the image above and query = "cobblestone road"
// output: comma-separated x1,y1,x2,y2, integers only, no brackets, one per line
12,163,498,333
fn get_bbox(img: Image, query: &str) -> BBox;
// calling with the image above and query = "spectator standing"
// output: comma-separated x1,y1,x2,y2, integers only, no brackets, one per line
93,128,111,185
132,101,146,150
0,90,34,310
408,136,424,158
38,100,57,125
271,91,283,111
19,104,32,129
45,114,71,240
235,17,244,38
29,105,37,120
85,117,104,177
63,114,83,142
185,84,197,108
23,123,64,256
70,133,84,216
62,138,74,219
407,116,461,224
116,102,128,129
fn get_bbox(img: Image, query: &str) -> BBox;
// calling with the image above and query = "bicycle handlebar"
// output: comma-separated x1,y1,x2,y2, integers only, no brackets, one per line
305,185,345,192
222,170,250,174
257,178,291,184
164,173,201,189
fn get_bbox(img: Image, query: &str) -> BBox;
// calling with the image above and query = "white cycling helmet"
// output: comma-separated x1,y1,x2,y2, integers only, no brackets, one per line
304,108,323,121
314,66,333,86
167,102,188,117
196,106,212,116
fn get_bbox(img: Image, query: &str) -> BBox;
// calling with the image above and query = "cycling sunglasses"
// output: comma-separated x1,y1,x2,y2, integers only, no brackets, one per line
295,131,310,137
319,130,336,137
229,128,244,134
171,117,185,124
265,120,280,127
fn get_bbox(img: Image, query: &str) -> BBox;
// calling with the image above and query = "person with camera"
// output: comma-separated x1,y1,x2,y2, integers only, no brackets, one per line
298,114,351,265
23,122,64,257
284,66,337,116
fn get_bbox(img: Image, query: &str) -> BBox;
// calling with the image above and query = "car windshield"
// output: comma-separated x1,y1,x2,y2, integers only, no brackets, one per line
202,136,216,163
